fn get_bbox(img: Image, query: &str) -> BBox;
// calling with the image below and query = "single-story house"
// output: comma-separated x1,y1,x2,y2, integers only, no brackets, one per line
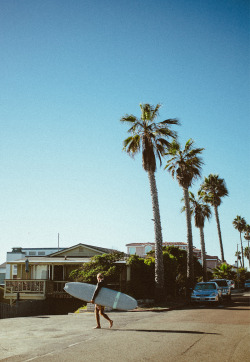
4,243,126,304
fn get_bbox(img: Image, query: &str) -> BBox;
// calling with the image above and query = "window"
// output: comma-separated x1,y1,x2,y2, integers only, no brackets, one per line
38,252,45,256
29,251,36,256
145,245,152,254
129,247,136,255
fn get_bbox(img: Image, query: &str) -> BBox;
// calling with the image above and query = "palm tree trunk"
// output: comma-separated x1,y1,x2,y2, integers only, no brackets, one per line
199,227,207,282
147,170,164,299
214,205,225,262
183,187,194,288
240,232,244,268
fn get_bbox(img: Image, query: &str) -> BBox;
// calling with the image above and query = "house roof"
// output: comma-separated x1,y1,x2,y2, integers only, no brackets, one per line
7,257,91,265
126,242,188,246
48,243,118,257
0,262,6,268
7,257,127,265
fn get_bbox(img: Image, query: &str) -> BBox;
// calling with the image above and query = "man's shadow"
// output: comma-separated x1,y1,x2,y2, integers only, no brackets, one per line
108,329,220,335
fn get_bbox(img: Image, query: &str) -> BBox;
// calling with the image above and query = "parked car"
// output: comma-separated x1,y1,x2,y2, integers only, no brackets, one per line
191,282,222,304
210,279,231,299
244,279,250,290
226,280,235,289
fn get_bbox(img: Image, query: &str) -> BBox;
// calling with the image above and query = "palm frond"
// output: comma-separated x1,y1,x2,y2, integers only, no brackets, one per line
159,118,180,126
123,135,141,155
120,115,138,123
151,103,161,120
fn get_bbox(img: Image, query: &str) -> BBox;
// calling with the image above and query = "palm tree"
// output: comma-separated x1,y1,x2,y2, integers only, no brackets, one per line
165,139,204,287
233,216,246,268
213,263,234,280
200,174,228,263
121,103,179,299
182,191,211,281
244,224,250,268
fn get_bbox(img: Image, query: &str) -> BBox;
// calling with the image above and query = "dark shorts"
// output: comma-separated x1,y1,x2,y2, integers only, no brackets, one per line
95,304,104,311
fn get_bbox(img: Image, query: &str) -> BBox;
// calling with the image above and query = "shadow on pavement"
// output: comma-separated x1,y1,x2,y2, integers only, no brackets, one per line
109,329,220,335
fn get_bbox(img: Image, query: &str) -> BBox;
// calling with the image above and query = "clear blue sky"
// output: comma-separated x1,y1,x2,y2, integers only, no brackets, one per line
0,0,249,267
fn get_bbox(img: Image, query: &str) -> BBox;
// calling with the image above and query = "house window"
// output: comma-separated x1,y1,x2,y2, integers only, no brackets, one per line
38,252,45,256
12,265,17,279
145,245,152,254
129,247,136,255
29,251,36,256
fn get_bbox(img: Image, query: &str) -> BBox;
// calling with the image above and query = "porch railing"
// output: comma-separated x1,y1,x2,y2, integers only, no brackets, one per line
5,280,46,295
4,280,68,299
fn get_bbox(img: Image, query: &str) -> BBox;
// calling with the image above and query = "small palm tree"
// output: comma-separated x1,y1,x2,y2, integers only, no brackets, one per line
121,103,179,299
213,263,233,280
165,139,204,287
200,174,228,262
233,216,246,268
182,191,211,281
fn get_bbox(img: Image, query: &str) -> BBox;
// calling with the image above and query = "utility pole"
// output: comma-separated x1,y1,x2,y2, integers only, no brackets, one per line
58,233,60,251
236,244,239,288
244,231,250,269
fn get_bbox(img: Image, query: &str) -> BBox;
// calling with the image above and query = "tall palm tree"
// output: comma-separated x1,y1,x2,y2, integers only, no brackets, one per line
233,216,247,268
182,191,211,281
200,174,228,263
121,103,179,299
244,224,250,268
164,139,204,287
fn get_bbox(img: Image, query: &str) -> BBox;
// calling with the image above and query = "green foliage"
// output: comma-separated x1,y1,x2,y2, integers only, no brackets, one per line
69,252,125,284
164,139,204,188
69,248,204,299
127,247,203,299
236,268,250,287
127,254,155,299
212,263,235,280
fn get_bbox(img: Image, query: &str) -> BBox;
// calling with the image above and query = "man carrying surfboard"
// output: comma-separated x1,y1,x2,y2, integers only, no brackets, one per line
90,273,113,329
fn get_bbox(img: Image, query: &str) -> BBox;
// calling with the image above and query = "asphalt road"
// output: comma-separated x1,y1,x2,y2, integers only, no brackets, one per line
0,293,249,362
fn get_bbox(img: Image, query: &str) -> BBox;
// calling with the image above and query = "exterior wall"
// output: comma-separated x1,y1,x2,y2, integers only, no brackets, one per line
127,243,188,257
206,259,220,269
6,252,25,279
23,248,64,257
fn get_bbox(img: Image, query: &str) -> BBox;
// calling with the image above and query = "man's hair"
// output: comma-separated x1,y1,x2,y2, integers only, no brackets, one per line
97,273,104,279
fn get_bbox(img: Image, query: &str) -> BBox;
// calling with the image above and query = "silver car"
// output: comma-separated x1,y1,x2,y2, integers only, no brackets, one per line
210,279,231,300
191,282,222,303
226,280,235,289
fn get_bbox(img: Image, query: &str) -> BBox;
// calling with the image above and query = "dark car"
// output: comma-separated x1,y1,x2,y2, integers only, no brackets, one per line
210,279,231,299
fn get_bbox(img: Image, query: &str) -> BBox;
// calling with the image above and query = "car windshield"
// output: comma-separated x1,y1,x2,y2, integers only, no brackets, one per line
195,283,216,290
212,280,228,287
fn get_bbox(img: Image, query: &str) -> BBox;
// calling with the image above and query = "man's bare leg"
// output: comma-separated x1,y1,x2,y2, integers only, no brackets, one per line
94,305,101,328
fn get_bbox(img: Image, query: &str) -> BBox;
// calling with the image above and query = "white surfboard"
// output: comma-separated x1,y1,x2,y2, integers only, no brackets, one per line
64,282,137,311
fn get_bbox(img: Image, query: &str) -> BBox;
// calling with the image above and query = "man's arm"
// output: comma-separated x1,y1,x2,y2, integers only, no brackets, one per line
91,280,104,303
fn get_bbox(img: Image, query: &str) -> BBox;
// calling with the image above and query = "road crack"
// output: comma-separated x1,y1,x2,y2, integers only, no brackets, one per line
181,336,203,355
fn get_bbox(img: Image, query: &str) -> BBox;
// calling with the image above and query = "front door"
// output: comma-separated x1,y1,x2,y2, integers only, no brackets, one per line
54,265,63,280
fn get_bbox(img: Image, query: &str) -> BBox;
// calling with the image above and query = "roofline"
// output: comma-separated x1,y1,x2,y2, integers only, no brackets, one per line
47,243,118,257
